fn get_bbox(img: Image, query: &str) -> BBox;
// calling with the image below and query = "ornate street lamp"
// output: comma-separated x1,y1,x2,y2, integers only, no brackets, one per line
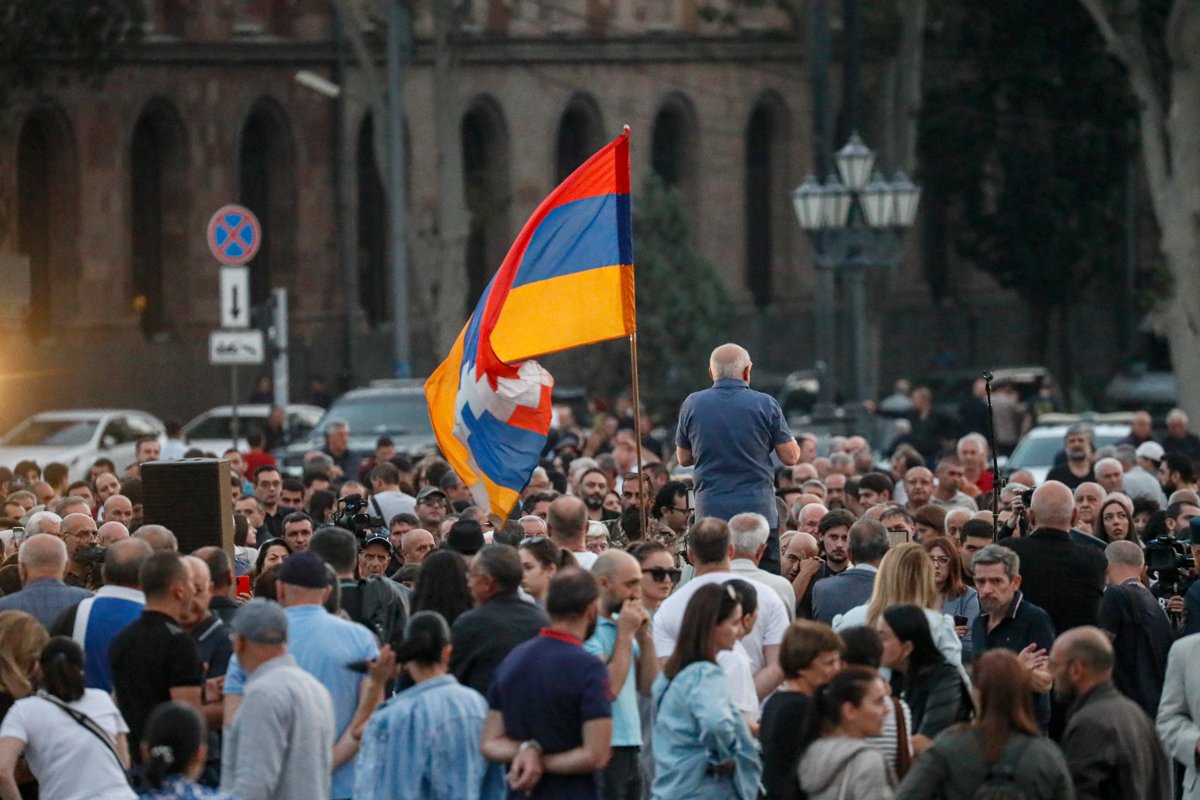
791,134,922,405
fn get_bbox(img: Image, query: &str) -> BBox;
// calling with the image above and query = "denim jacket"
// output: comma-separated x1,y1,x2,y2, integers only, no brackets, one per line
650,662,761,800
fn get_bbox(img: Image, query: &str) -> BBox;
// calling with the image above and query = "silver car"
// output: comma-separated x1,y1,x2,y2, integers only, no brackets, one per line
0,409,165,482
181,404,325,455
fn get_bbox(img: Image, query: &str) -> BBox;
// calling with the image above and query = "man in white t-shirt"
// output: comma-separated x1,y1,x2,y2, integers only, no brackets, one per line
548,495,597,570
367,462,416,523
653,517,788,699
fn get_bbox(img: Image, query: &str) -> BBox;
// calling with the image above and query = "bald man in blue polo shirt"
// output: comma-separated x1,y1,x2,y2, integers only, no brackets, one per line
676,343,800,575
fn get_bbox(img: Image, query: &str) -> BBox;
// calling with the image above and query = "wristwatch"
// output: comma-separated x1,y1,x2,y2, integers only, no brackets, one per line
518,739,543,754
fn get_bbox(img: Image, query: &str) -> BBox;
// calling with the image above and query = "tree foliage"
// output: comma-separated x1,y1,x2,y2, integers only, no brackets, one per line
0,1,144,88
632,172,732,415
918,0,1136,343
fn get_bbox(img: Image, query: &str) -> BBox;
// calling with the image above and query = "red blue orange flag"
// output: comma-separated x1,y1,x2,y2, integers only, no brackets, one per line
425,129,636,516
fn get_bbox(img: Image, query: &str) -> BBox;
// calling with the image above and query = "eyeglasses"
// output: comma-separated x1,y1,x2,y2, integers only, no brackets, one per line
645,567,681,583
522,535,548,545
929,556,951,566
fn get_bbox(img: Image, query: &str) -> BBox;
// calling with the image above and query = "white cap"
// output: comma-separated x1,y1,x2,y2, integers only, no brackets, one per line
1136,441,1164,463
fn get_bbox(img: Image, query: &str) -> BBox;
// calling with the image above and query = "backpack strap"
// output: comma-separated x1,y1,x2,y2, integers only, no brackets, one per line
892,696,912,779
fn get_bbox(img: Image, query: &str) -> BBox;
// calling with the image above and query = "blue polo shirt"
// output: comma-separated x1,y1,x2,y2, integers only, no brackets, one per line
488,629,612,799
224,604,379,800
584,615,641,747
676,378,792,527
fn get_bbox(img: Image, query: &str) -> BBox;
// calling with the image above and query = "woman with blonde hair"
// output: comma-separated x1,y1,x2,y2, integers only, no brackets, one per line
832,543,963,672
0,612,47,799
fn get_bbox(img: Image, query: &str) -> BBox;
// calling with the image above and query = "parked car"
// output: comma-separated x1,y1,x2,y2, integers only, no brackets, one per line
181,404,325,455
278,381,436,475
0,409,165,482
1005,412,1132,485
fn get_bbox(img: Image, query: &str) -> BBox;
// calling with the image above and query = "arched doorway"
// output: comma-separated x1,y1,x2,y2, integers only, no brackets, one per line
555,93,605,183
239,98,297,305
461,96,512,311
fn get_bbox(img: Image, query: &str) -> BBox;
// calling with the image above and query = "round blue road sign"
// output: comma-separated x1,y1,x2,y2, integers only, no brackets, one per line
207,205,262,265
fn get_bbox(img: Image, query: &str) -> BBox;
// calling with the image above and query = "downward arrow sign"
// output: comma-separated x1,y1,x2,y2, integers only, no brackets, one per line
231,286,241,319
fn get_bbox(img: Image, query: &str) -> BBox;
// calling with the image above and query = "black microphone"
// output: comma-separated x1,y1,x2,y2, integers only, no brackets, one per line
981,370,994,382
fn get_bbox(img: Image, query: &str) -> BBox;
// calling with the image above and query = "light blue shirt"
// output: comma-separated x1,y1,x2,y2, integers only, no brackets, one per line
353,674,504,800
224,604,378,799
584,615,642,747
651,662,761,800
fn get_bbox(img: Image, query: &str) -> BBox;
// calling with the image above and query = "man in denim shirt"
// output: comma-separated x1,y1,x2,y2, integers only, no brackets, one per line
676,344,800,575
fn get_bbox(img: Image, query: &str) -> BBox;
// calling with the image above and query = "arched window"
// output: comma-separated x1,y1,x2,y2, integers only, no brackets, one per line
356,114,387,326
651,93,700,219
461,96,512,311
16,106,79,339
130,99,189,336
555,93,605,183
745,94,789,308
239,98,297,305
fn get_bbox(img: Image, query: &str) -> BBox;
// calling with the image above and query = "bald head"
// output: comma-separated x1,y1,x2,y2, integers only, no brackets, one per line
18,533,67,579
1054,626,1114,676
1031,481,1075,530
103,537,152,587
547,495,588,546
709,343,752,381
1106,539,1144,570
97,521,130,547
782,530,820,581
134,524,178,552
592,549,639,583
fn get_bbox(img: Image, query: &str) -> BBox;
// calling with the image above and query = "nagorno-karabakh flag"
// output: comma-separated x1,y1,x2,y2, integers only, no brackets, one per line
425,129,636,517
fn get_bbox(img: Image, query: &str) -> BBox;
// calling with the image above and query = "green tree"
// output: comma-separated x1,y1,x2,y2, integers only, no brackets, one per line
919,0,1135,379
632,171,732,415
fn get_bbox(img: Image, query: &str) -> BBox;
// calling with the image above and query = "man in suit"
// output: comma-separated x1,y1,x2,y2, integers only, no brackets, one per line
811,518,889,625
1000,481,1106,633
1159,633,1200,800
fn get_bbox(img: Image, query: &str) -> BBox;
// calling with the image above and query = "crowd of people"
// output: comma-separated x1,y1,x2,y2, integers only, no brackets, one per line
0,343,1197,798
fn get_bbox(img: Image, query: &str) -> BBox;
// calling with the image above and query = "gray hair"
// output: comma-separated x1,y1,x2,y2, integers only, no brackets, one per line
709,343,751,380
324,419,349,435
25,511,62,537
586,520,609,540
829,452,853,470
847,518,889,564
1094,457,1123,476
1105,539,1144,569
1168,408,1188,426
957,432,988,454
728,512,770,556
531,466,548,481
1113,444,1138,468
973,544,1020,580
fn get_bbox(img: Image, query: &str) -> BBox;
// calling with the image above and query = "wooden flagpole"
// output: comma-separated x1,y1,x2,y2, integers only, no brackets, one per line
630,332,648,540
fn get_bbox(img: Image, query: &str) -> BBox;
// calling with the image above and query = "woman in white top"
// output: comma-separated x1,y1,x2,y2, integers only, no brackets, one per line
0,636,135,800
719,580,762,730
832,544,963,674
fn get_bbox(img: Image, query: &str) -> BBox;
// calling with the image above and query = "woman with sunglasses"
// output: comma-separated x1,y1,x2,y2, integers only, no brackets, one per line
921,536,979,655
651,583,760,800
630,542,679,617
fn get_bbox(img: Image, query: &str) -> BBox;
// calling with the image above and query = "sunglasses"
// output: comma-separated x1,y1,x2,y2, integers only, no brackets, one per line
646,567,681,583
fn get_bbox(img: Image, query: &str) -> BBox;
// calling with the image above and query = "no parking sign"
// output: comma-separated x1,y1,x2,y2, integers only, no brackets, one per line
207,205,262,265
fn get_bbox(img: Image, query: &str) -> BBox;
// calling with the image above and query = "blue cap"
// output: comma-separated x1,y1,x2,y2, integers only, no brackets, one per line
276,550,328,589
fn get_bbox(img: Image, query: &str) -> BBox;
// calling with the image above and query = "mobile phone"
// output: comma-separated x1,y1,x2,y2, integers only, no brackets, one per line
953,615,968,627
236,575,251,595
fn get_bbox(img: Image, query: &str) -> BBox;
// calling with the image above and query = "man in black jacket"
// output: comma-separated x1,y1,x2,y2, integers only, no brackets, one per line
1000,481,1106,633
1051,626,1171,800
452,544,549,694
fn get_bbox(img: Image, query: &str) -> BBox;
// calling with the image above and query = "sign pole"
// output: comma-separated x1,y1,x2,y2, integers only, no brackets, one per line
231,364,240,453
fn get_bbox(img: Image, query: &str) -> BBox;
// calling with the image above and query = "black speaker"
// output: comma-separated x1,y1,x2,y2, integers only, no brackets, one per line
141,459,234,559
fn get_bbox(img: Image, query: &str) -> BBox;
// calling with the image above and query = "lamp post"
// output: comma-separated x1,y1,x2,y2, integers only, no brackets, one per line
791,133,921,406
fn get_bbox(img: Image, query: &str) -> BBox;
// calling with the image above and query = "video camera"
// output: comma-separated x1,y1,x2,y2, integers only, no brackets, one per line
1144,536,1194,596
331,494,385,541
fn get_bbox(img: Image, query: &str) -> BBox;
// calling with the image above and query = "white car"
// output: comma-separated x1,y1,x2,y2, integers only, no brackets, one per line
1006,413,1133,485
0,409,165,482
181,404,325,455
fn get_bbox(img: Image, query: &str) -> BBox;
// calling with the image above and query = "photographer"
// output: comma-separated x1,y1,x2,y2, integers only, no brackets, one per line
996,483,1032,540
309,527,409,650
1147,502,1200,631
1178,520,1200,636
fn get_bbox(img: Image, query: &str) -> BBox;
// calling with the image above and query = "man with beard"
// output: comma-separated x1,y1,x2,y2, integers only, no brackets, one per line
970,544,1055,728
585,551,656,799
414,486,449,535
1159,452,1197,496
1046,424,1097,490
579,468,618,522
1051,627,1171,799
795,509,854,620
607,474,678,554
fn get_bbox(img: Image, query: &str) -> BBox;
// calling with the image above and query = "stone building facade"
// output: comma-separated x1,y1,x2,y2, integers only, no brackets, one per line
0,0,1026,430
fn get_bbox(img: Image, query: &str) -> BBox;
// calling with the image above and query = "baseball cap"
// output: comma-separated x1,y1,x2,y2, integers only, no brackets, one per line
1136,442,1165,463
362,533,393,553
444,519,485,556
416,486,447,503
276,550,329,589
231,599,288,645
